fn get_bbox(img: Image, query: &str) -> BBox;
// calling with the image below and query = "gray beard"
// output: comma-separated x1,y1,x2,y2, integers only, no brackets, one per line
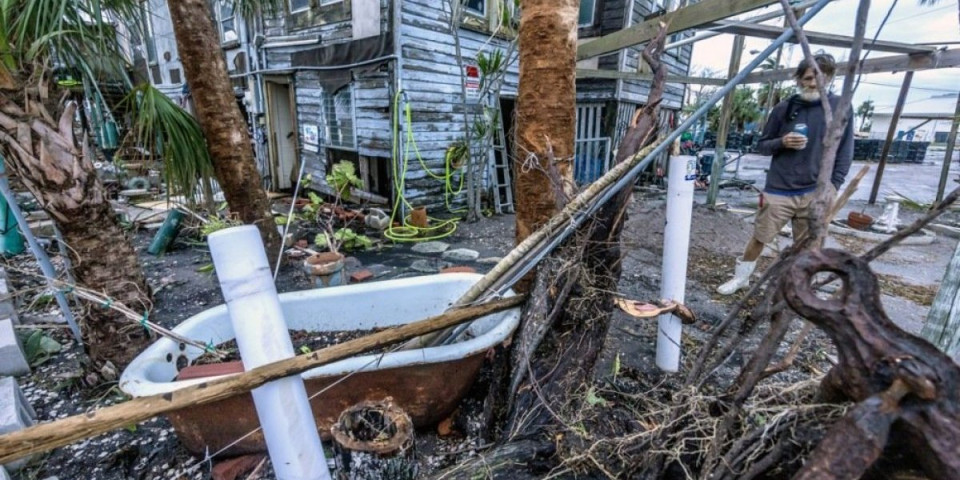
800,90,821,101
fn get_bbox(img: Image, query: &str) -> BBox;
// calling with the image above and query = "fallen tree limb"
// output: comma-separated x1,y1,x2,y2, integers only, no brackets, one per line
784,250,960,479
0,294,527,465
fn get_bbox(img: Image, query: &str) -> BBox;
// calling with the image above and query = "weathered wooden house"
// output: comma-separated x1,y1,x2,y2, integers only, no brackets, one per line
134,0,691,209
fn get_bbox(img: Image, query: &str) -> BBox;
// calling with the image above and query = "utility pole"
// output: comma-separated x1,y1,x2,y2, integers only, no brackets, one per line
869,71,913,205
707,35,744,206
935,93,960,204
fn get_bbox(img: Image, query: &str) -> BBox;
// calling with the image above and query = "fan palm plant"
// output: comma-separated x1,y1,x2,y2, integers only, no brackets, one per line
0,0,163,369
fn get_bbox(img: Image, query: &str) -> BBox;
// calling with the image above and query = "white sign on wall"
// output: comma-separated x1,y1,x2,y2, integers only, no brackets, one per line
303,124,319,152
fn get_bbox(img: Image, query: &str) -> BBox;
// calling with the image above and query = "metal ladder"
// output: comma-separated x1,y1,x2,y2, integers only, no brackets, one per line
489,104,514,214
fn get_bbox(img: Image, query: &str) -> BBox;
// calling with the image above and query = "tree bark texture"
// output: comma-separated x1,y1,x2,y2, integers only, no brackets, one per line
783,249,960,480
513,0,578,291
166,0,280,254
0,87,153,369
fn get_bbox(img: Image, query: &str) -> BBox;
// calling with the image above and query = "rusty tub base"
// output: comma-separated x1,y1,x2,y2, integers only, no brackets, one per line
169,355,484,456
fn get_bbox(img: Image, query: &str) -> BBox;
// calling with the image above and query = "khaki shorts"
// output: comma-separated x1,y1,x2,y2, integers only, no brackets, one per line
753,186,835,244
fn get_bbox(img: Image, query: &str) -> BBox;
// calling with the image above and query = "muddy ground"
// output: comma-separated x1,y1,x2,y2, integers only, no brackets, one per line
5,183,957,479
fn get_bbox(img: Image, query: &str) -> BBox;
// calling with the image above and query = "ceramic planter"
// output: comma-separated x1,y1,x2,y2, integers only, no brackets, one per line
303,251,345,288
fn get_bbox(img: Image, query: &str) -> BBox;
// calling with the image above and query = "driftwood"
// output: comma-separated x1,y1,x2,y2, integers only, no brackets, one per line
0,295,526,465
783,249,960,480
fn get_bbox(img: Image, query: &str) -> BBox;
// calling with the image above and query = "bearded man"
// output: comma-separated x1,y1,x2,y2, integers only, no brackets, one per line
717,53,854,295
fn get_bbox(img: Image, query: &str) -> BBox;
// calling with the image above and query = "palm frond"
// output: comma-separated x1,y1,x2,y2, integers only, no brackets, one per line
121,83,216,204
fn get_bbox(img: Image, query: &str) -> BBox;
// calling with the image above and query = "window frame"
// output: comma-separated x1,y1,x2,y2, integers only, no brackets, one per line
216,0,239,45
323,85,357,152
578,0,596,27
464,0,486,18
289,0,309,14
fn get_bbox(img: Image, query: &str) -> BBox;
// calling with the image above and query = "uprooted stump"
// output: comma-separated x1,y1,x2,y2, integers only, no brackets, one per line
783,249,960,480
330,398,417,480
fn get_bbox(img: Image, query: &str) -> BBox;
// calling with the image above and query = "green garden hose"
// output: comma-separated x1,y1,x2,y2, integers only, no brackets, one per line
384,91,465,242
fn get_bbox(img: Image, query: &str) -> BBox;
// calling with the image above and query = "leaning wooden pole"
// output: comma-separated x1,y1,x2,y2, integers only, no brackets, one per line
935,92,960,204
0,295,526,465
868,71,913,204
707,34,745,206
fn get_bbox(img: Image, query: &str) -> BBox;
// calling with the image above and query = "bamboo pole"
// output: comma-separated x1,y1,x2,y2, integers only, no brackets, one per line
405,141,660,349
0,295,527,465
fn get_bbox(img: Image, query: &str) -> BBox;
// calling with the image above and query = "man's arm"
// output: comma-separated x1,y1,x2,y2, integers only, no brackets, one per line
832,108,855,189
756,105,785,156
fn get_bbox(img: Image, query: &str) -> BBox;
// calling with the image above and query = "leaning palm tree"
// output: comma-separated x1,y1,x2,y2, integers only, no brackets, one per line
0,0,216,369
166,0,281,254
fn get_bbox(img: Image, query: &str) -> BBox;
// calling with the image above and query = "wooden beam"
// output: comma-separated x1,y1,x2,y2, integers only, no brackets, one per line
576,0,778,60
706,21,937,55
576,69,727,85
743,48,960,83
936,93,960,203
869,71,914,205
0,295,528,465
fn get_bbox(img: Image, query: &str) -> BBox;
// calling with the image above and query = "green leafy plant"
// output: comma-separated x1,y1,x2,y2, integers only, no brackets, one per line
315,228,372,252
302,192,324,215
18,329,62,367
326,161,363,200
200,216,240,238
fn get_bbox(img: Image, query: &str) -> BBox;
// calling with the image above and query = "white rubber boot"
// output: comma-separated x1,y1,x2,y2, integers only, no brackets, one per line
717,257,757,295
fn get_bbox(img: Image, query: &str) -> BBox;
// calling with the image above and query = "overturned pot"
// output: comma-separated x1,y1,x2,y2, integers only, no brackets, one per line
304,251,346,288
847,211,874,231
331,398,417,480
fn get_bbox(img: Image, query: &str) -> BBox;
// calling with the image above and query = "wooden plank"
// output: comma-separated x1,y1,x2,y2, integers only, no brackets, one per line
576,0,777,60
707,21,937,55
577,68,726,85
743,48,960,83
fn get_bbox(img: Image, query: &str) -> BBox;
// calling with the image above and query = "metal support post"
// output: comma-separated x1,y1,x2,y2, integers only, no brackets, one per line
0,161,81,342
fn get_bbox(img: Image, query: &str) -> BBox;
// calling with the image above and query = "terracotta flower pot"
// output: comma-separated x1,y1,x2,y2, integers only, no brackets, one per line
847,211,874,231
303,251,345,288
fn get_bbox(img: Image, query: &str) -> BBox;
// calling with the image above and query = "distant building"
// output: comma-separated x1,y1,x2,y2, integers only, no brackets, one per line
870,93,959,144
133,0,691,208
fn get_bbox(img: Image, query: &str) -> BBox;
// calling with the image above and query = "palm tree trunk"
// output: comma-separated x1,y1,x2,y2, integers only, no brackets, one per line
0,95,152,369
166,0,280,254
513,0,578,292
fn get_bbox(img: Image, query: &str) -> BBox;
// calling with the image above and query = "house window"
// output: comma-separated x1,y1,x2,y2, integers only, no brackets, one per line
140,2,158,65
289,0,309,13
579,0,596,27
218,0,238,43
323,85,356,150
320,0,342,5
465,0,484,16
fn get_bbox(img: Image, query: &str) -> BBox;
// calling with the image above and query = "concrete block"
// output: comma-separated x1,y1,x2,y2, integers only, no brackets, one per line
0,376,38,471
0,268,18,325
0,319,29,376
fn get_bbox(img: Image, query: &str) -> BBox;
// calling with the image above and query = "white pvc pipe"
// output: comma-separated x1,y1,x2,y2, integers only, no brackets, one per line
208,225,331,480
656,156,696,372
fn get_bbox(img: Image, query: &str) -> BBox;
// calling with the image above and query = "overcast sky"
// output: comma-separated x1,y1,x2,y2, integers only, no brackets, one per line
689,0,960,111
